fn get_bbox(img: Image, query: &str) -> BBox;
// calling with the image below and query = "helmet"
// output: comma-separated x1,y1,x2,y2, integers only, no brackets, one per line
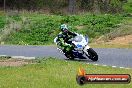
60,24,68,33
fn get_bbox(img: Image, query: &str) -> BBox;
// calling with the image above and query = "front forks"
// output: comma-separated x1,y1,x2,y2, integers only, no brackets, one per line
83,45,90,55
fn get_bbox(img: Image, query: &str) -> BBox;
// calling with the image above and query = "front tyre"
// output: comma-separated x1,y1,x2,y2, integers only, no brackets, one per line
87,48,98,61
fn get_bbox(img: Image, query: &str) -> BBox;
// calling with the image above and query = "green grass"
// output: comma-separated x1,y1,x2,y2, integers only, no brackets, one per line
0,58,131,88
4,13,125,45
123,0,132,13
90,43,132,48
0,16,6,29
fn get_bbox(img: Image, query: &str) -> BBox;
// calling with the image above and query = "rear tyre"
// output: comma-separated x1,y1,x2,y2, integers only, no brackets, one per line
87,48,98,61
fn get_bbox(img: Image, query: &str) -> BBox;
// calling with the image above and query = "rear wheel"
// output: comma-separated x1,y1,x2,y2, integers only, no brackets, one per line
87,48,98,61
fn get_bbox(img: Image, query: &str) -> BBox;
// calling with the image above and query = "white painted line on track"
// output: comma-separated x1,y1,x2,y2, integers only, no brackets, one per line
102,65,107,67
94,64,98,65
87,63,132,69
112,66,117,68
119,67,125,69
11,56,35,59
0,55,36,59
0,55,8,56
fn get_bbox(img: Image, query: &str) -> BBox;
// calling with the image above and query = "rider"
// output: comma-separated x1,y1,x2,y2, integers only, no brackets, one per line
56,24,77,57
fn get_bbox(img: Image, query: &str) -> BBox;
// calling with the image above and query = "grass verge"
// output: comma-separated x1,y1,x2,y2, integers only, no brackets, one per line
90,43,132,48
4,13,125,45
97,17,132,42
0,57,131,88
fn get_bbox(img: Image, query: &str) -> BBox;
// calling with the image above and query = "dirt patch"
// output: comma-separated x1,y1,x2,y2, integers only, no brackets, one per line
95,35,132,45
107,35,132,45
75,25,86,30
0,59,33,67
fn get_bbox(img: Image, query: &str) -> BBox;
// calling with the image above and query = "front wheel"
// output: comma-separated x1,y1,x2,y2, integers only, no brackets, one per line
87,48,98,61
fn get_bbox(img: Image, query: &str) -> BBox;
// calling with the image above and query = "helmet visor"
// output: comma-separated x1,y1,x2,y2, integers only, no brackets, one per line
63,29,68,33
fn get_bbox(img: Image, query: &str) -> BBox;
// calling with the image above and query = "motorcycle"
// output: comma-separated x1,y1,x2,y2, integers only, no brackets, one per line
54,33,98,61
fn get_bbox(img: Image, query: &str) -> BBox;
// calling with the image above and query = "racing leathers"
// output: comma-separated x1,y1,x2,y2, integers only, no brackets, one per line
56,31,77,56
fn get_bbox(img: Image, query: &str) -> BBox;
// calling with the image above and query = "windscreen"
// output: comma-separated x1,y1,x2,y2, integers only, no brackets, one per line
74,36,82,42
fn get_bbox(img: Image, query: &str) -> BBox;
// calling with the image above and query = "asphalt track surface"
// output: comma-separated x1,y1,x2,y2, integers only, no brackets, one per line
0,45,132,68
